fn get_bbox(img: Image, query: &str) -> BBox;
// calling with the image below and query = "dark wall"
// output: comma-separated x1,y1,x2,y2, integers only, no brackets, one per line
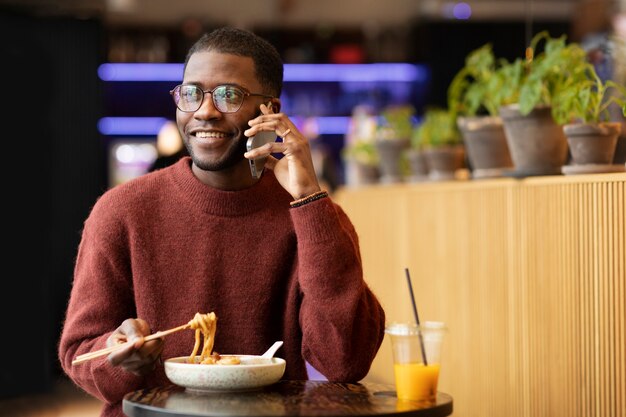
409,19,572,109
0,11,107,397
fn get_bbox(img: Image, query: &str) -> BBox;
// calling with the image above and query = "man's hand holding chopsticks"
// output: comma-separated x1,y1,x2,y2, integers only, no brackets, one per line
107,318,164,376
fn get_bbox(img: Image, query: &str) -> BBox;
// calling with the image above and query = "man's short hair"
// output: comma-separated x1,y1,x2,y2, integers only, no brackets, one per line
185,27,283,97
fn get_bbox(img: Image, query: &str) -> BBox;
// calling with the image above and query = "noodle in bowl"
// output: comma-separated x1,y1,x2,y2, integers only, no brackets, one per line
164,355,286,392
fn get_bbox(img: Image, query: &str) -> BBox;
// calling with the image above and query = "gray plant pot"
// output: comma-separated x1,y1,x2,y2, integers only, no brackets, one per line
457,116,513,179
353,162,380,185
406,149,428,182
375,138,410,183
499,104,568,177
563,122,621,165
423,145,465,181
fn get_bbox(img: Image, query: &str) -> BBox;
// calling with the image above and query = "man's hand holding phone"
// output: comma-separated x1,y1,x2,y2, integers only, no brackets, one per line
245,102,277,179
244,102,321,200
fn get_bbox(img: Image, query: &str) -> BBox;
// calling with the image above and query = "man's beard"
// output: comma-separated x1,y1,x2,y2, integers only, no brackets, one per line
185,135,248,171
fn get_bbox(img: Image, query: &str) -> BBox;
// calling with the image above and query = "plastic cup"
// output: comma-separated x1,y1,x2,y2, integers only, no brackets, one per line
385,321,447,403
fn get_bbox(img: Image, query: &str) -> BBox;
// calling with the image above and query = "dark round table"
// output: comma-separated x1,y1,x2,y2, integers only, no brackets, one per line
122,381,453,417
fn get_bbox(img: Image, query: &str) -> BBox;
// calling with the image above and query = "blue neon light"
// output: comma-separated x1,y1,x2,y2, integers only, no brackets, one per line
98,64,183,81
98,116,351,136
314,116,351,135
98,63,428,83
98,117,170,135
284,64,426,82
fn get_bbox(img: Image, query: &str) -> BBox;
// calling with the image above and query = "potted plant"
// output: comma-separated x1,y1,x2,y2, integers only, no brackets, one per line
448,43,513,179
407,127,429,182
374,105,414,183
342,105,380,185
551,60,626,174
341,140,380,185
495,31,587,177
414,107,465,181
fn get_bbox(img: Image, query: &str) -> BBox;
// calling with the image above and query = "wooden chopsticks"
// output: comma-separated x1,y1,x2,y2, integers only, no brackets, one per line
72,323,190,365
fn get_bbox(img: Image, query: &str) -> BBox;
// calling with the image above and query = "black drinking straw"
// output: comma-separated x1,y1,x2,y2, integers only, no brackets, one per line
405,267,428,365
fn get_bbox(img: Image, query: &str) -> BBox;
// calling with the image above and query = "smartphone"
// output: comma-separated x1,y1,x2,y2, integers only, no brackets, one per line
246,130,276,179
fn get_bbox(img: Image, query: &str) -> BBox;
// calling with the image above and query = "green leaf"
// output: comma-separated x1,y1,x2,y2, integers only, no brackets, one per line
519,78,542,115
414,108,461,148
447,43,502,117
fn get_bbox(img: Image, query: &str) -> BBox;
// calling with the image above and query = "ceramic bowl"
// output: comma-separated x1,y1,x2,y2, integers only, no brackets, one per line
164,355,286,392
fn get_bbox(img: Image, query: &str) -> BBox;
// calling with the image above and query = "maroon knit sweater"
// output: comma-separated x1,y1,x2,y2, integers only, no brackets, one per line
58,157,385,417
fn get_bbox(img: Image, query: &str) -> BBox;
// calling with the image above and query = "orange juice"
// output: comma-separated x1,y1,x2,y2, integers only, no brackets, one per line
394,362,440,402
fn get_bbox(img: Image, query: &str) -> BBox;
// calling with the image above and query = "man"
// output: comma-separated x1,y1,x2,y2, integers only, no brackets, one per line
59,26,385,417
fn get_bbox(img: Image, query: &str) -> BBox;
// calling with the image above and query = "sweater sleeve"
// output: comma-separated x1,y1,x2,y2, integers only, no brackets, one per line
289,196,386,382
57,197,146,403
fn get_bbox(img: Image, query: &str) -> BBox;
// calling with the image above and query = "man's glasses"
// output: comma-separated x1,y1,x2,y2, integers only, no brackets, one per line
170,84,273,113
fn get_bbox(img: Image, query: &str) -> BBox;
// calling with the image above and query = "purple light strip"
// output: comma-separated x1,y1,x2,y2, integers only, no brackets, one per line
98,116,351,136
284,63,426,82
313,116,351,134
98,64,183,81
98,117,170,135
98,63,427,83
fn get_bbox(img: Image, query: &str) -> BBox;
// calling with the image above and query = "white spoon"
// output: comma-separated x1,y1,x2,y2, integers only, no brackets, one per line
261,341,283,359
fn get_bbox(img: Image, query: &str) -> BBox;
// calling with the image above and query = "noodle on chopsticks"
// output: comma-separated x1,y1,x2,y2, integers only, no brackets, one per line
186,312,240,365
187,312,216,363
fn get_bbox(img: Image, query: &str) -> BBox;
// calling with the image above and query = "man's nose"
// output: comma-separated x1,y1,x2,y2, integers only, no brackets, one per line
194,94,221,119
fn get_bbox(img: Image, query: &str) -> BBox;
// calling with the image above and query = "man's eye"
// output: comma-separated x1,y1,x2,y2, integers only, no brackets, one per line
180,86,197,96
222,88,236,99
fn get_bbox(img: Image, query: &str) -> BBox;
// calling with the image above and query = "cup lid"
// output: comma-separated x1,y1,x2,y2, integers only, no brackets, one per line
385,321,446,335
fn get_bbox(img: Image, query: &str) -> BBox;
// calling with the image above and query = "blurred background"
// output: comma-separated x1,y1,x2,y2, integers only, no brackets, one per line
0,0,623,410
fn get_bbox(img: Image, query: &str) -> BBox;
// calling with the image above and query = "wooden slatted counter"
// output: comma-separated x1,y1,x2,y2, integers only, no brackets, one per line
335,173,625,417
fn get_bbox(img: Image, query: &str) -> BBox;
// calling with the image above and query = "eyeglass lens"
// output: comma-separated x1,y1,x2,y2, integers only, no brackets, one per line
174,85,246,113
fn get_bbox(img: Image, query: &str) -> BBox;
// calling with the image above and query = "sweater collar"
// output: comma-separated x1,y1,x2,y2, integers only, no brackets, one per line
169,157,278,217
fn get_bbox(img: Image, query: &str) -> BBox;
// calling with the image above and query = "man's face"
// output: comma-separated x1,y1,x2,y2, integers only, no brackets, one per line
176,51,267,172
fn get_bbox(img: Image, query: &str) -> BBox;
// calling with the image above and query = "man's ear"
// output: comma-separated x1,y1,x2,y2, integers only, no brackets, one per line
269,99,281,113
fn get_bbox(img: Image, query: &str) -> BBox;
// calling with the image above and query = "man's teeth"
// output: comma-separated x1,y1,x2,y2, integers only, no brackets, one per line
195,131,228,138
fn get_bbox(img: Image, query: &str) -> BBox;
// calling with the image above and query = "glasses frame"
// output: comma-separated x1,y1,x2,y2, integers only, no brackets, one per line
170,83,273,113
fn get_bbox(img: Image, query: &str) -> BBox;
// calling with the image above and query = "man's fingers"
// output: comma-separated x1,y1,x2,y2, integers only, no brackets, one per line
107,341,137,366
245,141,287,159
140,338,164,358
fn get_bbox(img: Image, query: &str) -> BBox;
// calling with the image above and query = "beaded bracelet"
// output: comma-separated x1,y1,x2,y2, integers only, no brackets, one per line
290,190,329,208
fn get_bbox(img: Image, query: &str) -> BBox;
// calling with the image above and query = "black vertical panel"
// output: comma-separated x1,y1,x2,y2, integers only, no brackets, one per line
0,11,106,397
